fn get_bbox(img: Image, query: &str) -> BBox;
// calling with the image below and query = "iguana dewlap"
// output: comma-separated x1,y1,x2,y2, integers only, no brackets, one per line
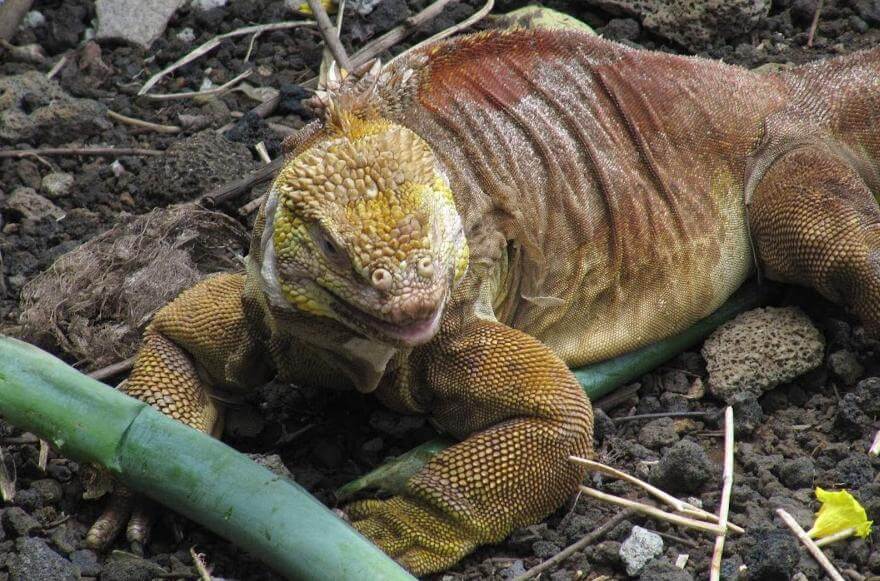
86,29,880,575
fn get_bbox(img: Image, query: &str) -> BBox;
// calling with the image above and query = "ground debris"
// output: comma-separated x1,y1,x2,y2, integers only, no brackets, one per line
18,205,248,370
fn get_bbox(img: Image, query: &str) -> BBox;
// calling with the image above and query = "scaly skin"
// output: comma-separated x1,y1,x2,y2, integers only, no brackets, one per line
87,29,880,574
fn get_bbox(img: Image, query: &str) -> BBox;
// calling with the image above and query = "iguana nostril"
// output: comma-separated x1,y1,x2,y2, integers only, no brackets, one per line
371,268,392,290
417,257,434,279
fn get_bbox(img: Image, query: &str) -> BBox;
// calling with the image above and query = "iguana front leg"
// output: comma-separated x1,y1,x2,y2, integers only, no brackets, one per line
86,273,257,548
348,319,594,575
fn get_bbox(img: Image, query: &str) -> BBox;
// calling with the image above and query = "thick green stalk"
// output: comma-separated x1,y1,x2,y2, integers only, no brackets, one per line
338,282,772,500
0,336,413,581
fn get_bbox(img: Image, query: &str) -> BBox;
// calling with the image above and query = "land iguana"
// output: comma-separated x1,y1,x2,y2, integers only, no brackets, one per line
85,28,880,575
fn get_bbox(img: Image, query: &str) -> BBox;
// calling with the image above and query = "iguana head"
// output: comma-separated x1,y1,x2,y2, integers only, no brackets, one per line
261,98,469,347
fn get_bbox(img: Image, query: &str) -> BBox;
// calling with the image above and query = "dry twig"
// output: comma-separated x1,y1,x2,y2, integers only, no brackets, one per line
613,411,707,423
579,485,724,535
140,69,253,102
46,54,68,80
776,508,844,581
139,21,315,96
511,510,631,581
246,0,470,119
570,456,743,533
814,527,858,548
807,0,825,48
190,547,214,581
87,356,136,382
202,157,283,206
0,147,162,159
388,0,494,66
710,407,735,581
38,439,49,472
307,0,352,71
108,110,181,134
0,444,16,502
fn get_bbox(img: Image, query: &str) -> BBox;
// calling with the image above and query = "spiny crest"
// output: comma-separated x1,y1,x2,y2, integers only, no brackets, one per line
306,56,421,134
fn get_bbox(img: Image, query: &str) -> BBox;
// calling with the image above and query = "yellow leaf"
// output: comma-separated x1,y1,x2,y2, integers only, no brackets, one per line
807,487,873,539
298,0,336,15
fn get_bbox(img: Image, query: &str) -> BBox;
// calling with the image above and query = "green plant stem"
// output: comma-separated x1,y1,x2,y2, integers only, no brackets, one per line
0,336,413,581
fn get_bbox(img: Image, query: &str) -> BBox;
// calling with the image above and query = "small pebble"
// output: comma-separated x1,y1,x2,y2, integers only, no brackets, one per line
619,526,662,576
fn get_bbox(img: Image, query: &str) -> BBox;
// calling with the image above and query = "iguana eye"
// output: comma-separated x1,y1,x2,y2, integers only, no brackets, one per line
311,225,350,269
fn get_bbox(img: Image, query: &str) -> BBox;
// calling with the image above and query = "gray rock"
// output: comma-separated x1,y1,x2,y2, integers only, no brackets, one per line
828,349,864,385
100,552,168,581
702,307,824,403
532,540,560,559
499,559,526,579
638,417,679,449
619,526,663,576
49,524,80,555
591,540,622,564
638,557,693,580
140,130,256,203
600,18,641,41
0,72,110,145
852,0,880,24
40,172,74,199
732,397,763,436
650,439,713,494
30,479,62,506
3,507,40,537
778,457,815,490
191,0,227,10
745,530,800,580
96,0,187,48
8,537,78,581
5,188,65,222
70,549,101,576
590,0,771,51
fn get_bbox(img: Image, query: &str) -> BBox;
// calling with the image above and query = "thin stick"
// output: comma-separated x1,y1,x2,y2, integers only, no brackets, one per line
388,0,494,66
570,456,743,533
579,486,724,536
710,407,735,581
87,356,135,382
238,195,266,216
307,0,352,71
246,0,459,118
140,69,253,101
254,142,271,164
869,430,880,455
807,0,824,48
190,547,214,581
244,30,261,63
0,147,162,159
814,527,856,548
776,509,844,581
108,110,181,134
228,111,296,136
613,411,707,423
139,21,315,96
511,510,631,581
38,439,49,471
202,157,282,206
0,444,15,501
46,54,68,80
651,530,699,549
595,382,640,411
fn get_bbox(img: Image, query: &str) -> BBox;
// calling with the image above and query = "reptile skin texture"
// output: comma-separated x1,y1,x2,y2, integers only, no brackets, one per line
86,29,880,574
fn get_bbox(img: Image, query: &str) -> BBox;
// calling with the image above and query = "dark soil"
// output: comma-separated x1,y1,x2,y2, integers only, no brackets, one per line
1,1,880,579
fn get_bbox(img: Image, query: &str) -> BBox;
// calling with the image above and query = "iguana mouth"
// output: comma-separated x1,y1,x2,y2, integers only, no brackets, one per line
330,293,446,347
